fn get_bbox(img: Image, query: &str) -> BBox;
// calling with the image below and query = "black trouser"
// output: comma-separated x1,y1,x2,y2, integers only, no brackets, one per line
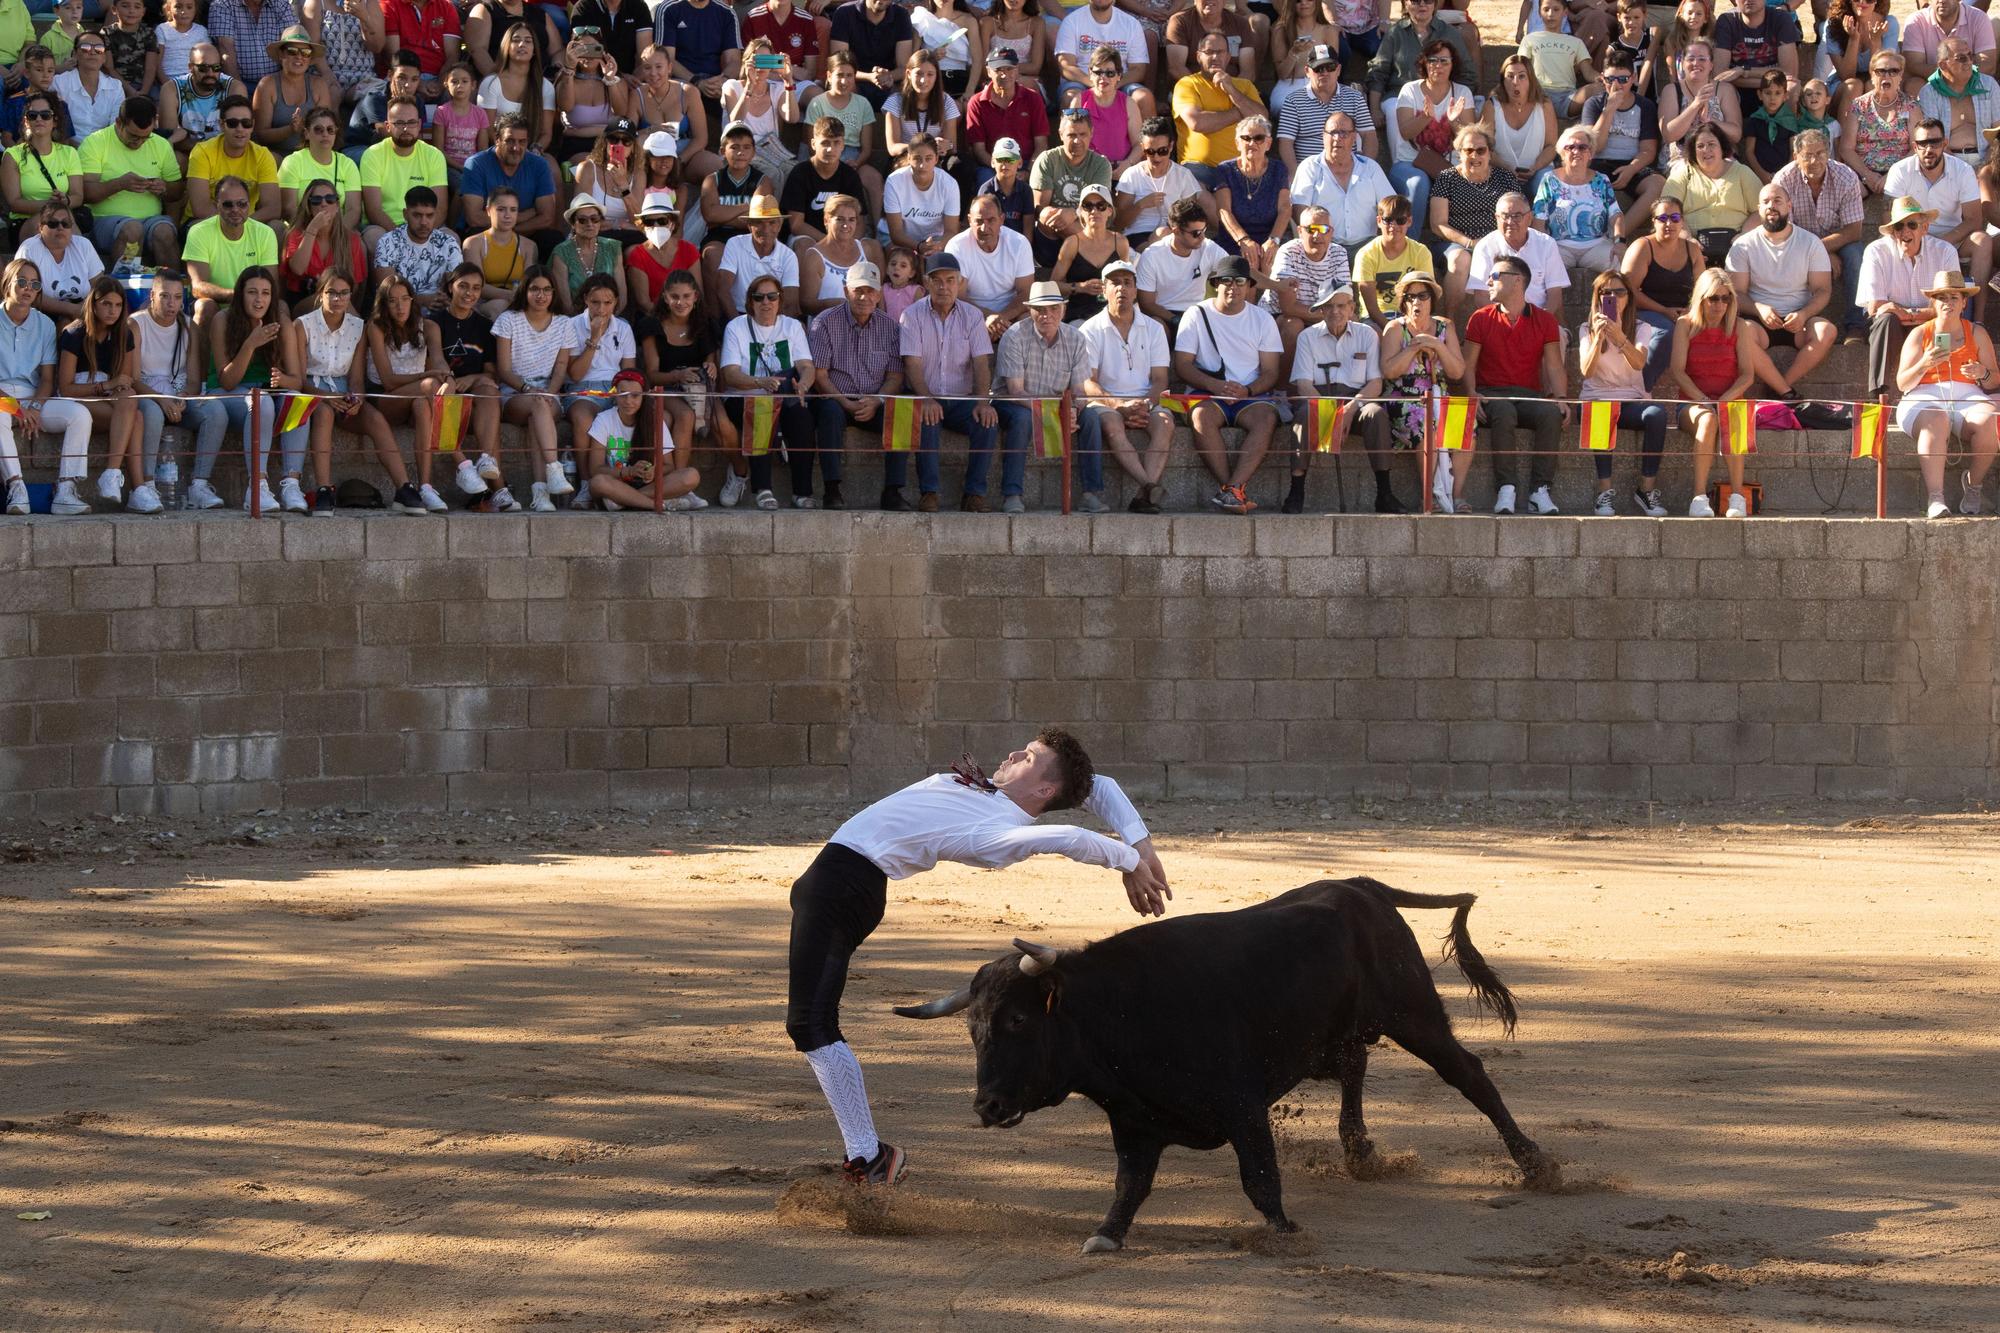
1295,382,1391,470
785,842,888,1052
1868,307,1918,399
1483,385,1563,491
724,394,821,497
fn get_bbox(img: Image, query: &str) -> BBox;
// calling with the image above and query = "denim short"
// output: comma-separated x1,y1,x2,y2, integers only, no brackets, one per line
564,378,617,415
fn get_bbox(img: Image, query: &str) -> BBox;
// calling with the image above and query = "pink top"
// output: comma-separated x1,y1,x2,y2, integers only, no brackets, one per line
433,101,491,168
1085,86,1132,163
882,282,923,321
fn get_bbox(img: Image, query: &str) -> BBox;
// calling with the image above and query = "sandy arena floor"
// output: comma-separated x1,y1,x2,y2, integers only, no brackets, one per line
1,801,1997,1331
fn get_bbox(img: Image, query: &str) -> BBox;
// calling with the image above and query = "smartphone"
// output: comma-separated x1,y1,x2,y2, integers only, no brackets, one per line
1936,327,1956,356
1599,293,1616,321
753,52,784,70
608,143,628,165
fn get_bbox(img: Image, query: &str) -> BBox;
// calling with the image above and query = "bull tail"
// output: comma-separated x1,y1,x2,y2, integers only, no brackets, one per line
1380,886,1520,1037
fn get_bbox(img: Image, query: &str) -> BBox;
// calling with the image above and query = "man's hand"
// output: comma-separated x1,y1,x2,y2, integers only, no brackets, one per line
973,402,998,428
1122,839,1171,917
849,396,878,423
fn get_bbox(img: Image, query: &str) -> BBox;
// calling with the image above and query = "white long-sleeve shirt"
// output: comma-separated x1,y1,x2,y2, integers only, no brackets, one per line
832,774,1150,881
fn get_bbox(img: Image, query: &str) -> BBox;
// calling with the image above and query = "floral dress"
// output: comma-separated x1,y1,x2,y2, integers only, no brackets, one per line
1850,92,1913,174
1383,318,1448,449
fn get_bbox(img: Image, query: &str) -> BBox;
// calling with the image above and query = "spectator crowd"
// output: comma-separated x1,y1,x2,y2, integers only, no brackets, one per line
0,0,1993,522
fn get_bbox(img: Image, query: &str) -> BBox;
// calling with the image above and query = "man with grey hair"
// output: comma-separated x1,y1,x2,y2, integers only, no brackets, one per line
1289,282,1394,514
1770,129,1865,342
1916,37,2000,163
1466,192,1568,320
1288,111,1393,263
994,281,1103,513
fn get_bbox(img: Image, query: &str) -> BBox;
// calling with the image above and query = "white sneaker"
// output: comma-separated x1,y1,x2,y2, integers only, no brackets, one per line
754,488,778,510
568,489,593,510
127,482,163,515
278,477,309,513
1724,492,1748,519
544,460,574,497
1528,484,1558,515
793,494,817,509
1593,490,1615,517
1078,492,1109,514
602,495,623,511
1927,497,1951,520
244,479,280,513
475,452,503,483
680,491,708,509
528,481,556,513
456,459,489,496
1688,494,1715,518
1001,495,1025,514
96,468,124,502
492,487,522,512
51,479,90,515
187,478,224,510
1493,483,1517,515
1961,470,1983,516
419,483,449,513
4,478,26,515
718,471,748,507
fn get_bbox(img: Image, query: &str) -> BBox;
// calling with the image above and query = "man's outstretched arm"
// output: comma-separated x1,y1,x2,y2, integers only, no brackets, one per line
1083,775,1172,917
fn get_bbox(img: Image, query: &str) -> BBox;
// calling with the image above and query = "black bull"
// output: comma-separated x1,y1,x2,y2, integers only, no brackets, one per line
895,877,1561,1253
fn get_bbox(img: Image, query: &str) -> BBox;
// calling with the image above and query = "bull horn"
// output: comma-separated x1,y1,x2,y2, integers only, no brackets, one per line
1013,938,1070,976
893,986,973,1019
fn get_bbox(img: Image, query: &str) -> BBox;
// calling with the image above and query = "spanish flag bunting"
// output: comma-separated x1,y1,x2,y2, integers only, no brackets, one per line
1307,396,1345,454
1724,399,1756,456
430,394,467,454
883,395,919,452
1432,395,1476,452
744,395,776,457
0,396,18,416
277,394,320,434
1852,401,1886,460
1578,399,1618,451
1032,397,1065,460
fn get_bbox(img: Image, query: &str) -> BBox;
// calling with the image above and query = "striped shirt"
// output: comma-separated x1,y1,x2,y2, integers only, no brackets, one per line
1769,160,1862,240
207,0,297,86
808,301,903,398
898,296,993,399
1274,84,1375,155
996,318,1093,398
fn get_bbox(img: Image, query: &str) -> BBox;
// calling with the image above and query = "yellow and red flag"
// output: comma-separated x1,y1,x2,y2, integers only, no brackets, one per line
1306,397,1345,453
0,396,19,416
1852,401,1886,460
1724,399,1756,456
883,395,919,452
430,394,467,454
1431,395,1476,451
1032,397,1066,460
744,396,776,456
1160,392,1210,417
277,394,320,434
1578,399,1618,451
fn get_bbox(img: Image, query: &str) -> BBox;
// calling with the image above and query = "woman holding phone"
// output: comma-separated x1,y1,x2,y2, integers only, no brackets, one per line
1895,270,2000,519
1578,269,1671,516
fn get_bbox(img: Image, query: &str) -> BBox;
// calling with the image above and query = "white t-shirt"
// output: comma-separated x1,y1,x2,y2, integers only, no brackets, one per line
1882,153,1982,237
589,404,658,464
1055,7,1148,71
717,233,801,314
1134,236,1226,313
1078,308,1170,398
17,236,104,307
478,74,557,119
1466,228,1570,310
883,166,962,244
492,309,581,384
881,90,962,140
566,313,638,382
1173,300,1283,385
721,312,814,379
1291,320,1380,389
156,21,211,82
1115,160,1203,238
943,228,1034,314
1725,226,1830,317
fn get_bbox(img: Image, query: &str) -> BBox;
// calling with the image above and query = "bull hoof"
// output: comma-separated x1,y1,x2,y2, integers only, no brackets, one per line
1081,1233,1123,1255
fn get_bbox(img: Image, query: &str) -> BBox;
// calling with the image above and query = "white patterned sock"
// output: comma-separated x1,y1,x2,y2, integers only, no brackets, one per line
803,1041,879,1163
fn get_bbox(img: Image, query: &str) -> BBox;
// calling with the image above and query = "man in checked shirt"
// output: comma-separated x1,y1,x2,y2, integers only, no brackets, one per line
1288,282,1396,514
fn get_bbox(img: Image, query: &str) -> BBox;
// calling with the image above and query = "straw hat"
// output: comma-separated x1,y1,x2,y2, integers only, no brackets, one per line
1393,269,1444,305
1921,269,1978,299
746,195,783,221
266,24,325,63
1880,195,1939,237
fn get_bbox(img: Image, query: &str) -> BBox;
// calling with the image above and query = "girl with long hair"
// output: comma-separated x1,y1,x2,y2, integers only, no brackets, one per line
1667,266,1763,517
1051,184,1131,322
462,0,558,76
1,90,84,244
1620,191,1704,388
1268,0,1343,112
479,21,557,154
585,369,702,511
288,268,424,515
644,268,729,499
277,106,363,226
492,265,577,510
561,271,639,500
58,277,144,500
981,0,1046,84
366,273,453,512
910,0,982,100
1657,39,1741,167
572,118,635,245
882,50,959,167
209,267,306,512
464,185,536,318
635,46,720,185
1579,268,1671,515
555,29,636,163
281,176,367,310
723,38,802,177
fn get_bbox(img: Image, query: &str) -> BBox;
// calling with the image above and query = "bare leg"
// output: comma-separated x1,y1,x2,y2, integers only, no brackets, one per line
1687,405,1717,497
1229,406,1276,488
1190,402,1231,484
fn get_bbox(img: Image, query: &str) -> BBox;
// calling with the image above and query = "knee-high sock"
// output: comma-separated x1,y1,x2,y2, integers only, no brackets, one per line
803,1041,879,1162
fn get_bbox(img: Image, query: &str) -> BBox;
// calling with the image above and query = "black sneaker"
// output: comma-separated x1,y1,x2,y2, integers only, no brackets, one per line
1375,490,1408,514
390,482,428,515
879,485,911,512
842,1142,907,1186
823,480,846,510
1281,476,1307,514
312,484,337,517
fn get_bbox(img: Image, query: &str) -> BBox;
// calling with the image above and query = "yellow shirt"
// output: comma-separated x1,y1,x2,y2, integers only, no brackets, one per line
185,137,280,220
1171,74,1263,168
1665,159,1761,233
1352,236,1436,313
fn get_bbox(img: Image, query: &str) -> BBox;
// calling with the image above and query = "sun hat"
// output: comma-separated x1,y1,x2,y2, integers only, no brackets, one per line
1394,269,1446,303
637,189,680,219
1026,280,1065,306
563,194,606,222
1921,269,1979,299
746,195,783,220
1880,195,1940,237
266,24,325,63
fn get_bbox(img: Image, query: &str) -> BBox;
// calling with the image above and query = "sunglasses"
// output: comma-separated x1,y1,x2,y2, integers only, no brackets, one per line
1656,210,1682,222
15,278,41,291
1181,226,1207,238
1896,219,1925,231
1239,132,1268,142
23,109,53,122
1702,293,1732,303
1461,145,1489,155
41,216,71,229
194,61,223,72
223,118,252,128
1081,199,1110,210
750,290,781,302
1561,142,1590,152
1914,137,1945,147
1303,223,1329,236
1144,146,1172,157
308,193,337,205
219,198,249,209
283,45,312,56
1605,75,1630,84
78,42,106,52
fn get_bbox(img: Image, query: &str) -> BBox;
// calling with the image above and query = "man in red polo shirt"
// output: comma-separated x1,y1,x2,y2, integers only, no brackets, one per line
743,0,826,94
1462,254,1567,516
963,48,1049,181
383,0,460,93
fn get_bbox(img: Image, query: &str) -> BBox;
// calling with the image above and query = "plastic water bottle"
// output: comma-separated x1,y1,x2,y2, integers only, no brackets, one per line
154,458,179,510
114,241,141,279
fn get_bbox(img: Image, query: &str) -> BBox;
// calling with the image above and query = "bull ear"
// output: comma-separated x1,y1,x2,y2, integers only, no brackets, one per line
893,986,973,1019
1013,938,1072,976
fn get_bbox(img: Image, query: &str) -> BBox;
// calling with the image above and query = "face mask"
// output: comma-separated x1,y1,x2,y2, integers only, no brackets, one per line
646,225,673,247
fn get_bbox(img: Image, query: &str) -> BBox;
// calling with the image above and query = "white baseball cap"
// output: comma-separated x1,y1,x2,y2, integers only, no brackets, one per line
643,130,678,158
845,261,883,291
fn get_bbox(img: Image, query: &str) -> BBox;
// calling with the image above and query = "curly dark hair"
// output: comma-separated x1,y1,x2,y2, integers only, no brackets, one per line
1036,727,1096,812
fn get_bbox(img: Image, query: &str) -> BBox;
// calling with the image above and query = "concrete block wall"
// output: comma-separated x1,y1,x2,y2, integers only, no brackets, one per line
0,511,1992,817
